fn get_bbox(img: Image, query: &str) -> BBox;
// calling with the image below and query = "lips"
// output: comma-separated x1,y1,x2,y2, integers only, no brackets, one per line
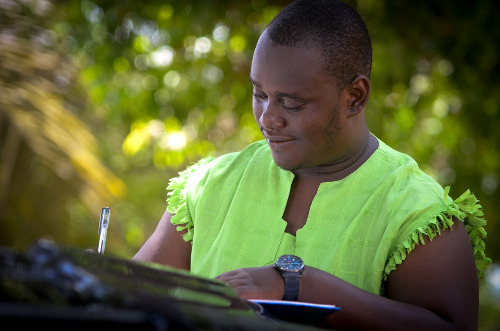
262,129,294,141
263,132,295,151
266,135,294,143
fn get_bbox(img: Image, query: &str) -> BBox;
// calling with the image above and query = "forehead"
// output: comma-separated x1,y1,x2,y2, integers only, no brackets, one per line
250,31,333,91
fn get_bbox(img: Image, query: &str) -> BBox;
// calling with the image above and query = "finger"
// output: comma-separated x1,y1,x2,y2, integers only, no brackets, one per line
223,276,247,288
216,269,245,282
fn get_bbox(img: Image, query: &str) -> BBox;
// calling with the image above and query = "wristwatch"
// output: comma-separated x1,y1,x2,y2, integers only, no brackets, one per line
274,255,305,301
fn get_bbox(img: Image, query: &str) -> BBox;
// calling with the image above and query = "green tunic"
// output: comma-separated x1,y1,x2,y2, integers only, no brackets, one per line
167,139,490,295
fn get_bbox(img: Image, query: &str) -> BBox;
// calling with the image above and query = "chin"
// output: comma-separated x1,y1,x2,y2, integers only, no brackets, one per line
271,155,302,172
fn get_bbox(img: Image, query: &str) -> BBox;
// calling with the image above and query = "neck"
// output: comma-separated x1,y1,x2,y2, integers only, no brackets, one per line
292,129,378,182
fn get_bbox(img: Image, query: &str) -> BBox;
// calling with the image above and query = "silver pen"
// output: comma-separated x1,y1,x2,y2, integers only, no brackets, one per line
98,207,110,254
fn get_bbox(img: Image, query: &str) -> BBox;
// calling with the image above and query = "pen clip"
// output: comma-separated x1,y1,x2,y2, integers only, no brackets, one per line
98,207,110,255
99,207,110,235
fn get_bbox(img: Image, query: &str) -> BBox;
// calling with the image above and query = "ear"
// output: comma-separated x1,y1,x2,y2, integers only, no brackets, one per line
345,75,371,117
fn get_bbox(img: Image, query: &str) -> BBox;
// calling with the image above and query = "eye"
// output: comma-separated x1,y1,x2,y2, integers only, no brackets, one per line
281,98,303,111
252,88,267,99
252,92,268,100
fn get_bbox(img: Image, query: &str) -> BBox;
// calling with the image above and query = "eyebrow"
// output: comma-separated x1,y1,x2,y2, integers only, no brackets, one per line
249,76,307,101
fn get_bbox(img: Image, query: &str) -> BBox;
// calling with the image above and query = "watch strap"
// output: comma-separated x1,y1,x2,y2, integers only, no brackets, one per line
282,272,301,301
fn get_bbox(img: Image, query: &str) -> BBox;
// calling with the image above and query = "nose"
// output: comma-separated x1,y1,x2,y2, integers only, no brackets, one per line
257,100,285,130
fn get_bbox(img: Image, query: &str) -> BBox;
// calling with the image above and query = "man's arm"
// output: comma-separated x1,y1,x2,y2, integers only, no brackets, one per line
217,219,478,331
132,209,191,271
322,219,478,330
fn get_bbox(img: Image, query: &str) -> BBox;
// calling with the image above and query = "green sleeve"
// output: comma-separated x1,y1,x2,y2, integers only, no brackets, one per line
383,187,491,280
166,157,215,242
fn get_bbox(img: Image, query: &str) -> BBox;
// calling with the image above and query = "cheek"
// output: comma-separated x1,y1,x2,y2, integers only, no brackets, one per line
300,119,331,143
297,119,317,136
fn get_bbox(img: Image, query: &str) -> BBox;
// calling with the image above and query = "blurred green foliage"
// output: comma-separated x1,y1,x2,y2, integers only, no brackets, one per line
1,0,499,328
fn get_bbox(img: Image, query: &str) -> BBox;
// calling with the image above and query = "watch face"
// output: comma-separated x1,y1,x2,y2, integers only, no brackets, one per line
276,255,304,272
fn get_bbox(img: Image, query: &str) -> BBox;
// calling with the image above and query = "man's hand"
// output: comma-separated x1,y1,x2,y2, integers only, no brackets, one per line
216,265,284,300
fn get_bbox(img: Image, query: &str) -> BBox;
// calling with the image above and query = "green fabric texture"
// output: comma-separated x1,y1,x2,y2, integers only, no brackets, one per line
167,139,490,295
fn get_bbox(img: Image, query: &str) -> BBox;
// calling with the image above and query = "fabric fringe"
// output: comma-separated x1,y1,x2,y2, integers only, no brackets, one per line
383,187,491,281
166,157,214,242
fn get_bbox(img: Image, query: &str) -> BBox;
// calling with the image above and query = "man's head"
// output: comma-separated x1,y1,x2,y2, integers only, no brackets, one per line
250,0,372,172
266,0,372,91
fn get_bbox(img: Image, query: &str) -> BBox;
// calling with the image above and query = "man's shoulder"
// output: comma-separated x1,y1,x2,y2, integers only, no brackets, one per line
372,138,417,167
210,139,271,168
365,137,443,195
183,140,272,182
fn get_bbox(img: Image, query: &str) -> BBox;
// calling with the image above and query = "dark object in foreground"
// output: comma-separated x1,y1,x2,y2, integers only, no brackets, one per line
0,240,324,330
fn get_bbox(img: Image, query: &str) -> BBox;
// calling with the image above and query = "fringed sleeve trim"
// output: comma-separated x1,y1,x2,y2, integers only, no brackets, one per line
166,157,214,243
383,187,491,281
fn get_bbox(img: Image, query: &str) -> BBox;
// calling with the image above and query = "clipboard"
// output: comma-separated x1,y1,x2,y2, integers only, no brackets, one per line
249,299,340,326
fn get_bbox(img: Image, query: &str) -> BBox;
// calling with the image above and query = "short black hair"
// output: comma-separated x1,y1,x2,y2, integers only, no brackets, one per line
266,0,372,90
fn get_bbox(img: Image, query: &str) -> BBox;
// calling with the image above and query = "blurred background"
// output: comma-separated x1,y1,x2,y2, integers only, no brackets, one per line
0,0,498,328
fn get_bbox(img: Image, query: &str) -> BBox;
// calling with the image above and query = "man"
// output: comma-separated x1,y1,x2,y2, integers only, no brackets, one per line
133,0,489,329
